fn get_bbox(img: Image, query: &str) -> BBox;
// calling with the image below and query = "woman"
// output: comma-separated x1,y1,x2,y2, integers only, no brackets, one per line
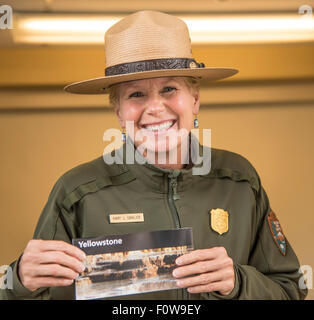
1,10,306,300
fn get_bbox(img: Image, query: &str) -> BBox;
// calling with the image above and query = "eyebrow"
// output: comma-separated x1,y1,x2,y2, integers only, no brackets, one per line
121,78,181,93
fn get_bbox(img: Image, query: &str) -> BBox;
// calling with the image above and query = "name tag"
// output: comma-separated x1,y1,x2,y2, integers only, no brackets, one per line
109,213,144,224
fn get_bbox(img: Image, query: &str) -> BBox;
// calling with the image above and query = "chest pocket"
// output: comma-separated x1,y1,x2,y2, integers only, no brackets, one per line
62,171,136,212
207,168,259,194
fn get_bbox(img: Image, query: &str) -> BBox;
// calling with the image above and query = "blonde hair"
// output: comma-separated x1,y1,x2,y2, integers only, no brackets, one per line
108,77,200,107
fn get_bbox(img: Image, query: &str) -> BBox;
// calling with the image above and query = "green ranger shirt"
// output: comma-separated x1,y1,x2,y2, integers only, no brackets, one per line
0,141,307,300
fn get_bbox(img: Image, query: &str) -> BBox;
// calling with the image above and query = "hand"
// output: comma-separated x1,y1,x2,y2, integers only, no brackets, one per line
172,247,235,295
18,239,86,292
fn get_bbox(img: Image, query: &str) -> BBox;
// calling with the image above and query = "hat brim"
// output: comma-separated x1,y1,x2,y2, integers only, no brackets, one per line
63,67,238,94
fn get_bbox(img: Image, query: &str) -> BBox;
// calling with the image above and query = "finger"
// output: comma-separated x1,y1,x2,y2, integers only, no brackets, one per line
37,251,85,274
176,269,226,288
175,247,227,266
173,258,230,278
29,277,74,291
35,240,86,261
173,261,211,278
187,279,234,294
28,264,79,280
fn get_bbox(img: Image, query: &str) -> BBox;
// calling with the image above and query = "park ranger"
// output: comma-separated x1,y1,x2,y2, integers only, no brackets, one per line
0,10,307,300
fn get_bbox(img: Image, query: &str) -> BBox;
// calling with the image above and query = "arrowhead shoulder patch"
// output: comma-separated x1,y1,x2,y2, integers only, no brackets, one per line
267,211,286,256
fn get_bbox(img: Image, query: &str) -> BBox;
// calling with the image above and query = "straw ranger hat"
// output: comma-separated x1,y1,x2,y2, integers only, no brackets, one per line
64,10,238,94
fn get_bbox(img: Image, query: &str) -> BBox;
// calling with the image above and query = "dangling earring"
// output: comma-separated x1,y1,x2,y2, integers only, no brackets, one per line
193,114,199,128
121,127,126,142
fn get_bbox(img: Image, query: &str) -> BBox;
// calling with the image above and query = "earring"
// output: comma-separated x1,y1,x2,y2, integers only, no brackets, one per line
193,114,199,129
121,128,126,142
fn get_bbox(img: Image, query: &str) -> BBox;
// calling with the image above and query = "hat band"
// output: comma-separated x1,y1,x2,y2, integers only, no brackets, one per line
105,58,205,77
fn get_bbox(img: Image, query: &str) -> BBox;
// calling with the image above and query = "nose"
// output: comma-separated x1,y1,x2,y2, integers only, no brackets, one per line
145,94,166,116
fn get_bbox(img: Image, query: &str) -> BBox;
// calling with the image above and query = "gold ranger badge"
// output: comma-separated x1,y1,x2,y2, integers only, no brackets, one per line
210,209,229,235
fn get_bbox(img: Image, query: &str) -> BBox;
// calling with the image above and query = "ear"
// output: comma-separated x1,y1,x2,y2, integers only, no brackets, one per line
115,106,124,128
192,89,200,115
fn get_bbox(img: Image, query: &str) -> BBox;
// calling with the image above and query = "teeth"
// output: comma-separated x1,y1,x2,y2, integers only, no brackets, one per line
144,120,174,132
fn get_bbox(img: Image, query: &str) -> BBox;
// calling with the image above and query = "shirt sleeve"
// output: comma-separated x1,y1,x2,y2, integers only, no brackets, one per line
0,177,74,300
212,184,307,300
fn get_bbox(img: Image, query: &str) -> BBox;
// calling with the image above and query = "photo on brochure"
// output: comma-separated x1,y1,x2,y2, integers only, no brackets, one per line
72,228,193,300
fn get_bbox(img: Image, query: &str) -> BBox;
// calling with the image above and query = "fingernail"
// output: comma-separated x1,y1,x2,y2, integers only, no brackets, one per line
172,269,179,277
175,257,182,265
176,280,183,287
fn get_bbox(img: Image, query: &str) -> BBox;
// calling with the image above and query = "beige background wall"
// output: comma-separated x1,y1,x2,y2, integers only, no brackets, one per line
0,43,314,299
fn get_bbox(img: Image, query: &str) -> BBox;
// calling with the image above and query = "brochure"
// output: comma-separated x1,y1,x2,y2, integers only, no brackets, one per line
72,228,193,300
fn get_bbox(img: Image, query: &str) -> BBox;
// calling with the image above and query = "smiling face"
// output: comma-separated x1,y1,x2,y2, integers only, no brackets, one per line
114,77,200,166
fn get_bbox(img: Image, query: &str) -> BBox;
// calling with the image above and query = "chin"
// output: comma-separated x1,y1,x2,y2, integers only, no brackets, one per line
133,126,190,161
144,139,188,166
142,135,180,152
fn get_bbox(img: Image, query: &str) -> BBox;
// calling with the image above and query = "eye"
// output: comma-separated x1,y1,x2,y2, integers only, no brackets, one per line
161,86,177,93
129,91,144,98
